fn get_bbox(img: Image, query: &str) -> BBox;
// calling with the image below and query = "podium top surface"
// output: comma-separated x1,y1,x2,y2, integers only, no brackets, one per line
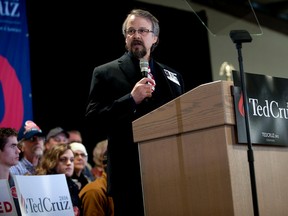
133,80,235,142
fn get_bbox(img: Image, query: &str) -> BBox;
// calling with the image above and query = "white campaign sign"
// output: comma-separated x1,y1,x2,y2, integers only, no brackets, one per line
13,174,74,216
0,179,17,216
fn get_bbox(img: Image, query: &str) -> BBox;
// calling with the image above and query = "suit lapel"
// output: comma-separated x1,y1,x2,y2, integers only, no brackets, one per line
118,53,141,86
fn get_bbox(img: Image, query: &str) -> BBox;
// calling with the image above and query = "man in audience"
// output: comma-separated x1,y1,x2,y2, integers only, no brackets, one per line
44,126,69,151
0,127,20,178
10,120,45,175
68,130,83,143
0,127,21,215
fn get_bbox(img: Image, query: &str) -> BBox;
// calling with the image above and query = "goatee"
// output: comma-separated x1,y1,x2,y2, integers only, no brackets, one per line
129,40,147,58
34,148,44,157
132,48,147,59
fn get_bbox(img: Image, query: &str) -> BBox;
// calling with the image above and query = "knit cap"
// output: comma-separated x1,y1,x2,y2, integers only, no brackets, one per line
70,142,88,160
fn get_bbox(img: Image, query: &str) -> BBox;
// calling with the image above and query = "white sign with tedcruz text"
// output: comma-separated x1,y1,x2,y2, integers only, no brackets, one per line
13,174,74,216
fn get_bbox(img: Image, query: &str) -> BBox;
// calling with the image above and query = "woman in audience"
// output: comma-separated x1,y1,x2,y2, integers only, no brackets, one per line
91,139,108,179
70,142,92,190
68,131,94,181
35,143,81,216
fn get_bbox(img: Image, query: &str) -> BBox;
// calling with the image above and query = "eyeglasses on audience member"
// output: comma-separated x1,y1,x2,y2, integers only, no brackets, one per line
74,152,88,158
28,136,45,142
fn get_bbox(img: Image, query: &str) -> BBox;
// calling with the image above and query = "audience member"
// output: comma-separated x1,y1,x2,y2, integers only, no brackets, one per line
79,143,114,216
70,142,92,190
0,127,21,215
68,130,83,143
10,120,45,175
35,143,81,216
68,130,95,181
85,9,185,216
91,139,108,179
44,127,69,151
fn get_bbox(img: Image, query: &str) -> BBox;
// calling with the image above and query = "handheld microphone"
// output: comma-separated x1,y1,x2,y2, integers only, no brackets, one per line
139,58,149,78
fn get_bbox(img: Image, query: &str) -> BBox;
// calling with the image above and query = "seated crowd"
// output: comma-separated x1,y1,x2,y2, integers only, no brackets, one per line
0,120,113,216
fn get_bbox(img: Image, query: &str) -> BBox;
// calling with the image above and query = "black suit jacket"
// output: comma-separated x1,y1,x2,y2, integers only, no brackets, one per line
85,52,185,214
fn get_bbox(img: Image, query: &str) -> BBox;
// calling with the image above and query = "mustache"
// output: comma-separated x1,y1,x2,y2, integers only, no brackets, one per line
131,40,144,46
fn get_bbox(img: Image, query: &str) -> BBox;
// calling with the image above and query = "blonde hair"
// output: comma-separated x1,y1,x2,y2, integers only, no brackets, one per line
93,139,108,167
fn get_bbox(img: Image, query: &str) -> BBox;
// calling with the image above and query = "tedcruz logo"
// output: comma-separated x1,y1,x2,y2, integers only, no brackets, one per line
237,92,288,119
238,93,245,117
0,1,20,17
10,186,17,198
23,197,71,214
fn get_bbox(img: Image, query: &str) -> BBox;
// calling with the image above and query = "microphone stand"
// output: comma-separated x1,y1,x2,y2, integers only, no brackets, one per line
230,30,259,216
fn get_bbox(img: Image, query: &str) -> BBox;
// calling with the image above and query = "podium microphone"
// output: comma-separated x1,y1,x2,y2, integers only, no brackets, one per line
139,58,149,78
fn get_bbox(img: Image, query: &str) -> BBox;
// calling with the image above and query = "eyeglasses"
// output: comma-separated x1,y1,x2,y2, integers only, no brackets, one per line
74,152,87,158
27,136,45,142
52,136,68,143
125,28,154,36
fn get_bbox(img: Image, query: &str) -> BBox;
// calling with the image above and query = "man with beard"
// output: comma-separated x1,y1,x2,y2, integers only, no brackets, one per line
85,9,185,216
10,120,45,175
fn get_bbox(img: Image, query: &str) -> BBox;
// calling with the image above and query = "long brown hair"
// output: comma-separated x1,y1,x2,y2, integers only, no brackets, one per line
35,143,72,175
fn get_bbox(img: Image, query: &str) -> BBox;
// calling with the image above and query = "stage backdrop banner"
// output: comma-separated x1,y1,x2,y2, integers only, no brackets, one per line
232,71,288,146
13,174,74,216
0,179,17,216
0,0,33,130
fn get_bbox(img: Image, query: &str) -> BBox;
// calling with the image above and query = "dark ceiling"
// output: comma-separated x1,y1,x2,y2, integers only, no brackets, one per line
191,0,288,35
251,0,288,20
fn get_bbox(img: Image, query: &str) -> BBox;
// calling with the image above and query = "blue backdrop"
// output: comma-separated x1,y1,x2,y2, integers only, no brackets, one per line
0,0,32,130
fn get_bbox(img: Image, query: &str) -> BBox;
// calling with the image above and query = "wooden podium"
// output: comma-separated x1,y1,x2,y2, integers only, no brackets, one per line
132,80,288,216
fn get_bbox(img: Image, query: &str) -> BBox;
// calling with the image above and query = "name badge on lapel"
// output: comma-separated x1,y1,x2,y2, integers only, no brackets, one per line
164,69,180,86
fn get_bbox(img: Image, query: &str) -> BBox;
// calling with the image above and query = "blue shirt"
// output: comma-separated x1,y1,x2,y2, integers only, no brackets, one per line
10,158,35,175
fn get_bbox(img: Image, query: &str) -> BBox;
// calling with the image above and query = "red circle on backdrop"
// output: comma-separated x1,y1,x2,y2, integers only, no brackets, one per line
0,55,24,129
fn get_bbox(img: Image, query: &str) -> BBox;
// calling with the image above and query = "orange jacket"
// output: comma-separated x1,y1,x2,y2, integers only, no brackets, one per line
79,172,114,216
